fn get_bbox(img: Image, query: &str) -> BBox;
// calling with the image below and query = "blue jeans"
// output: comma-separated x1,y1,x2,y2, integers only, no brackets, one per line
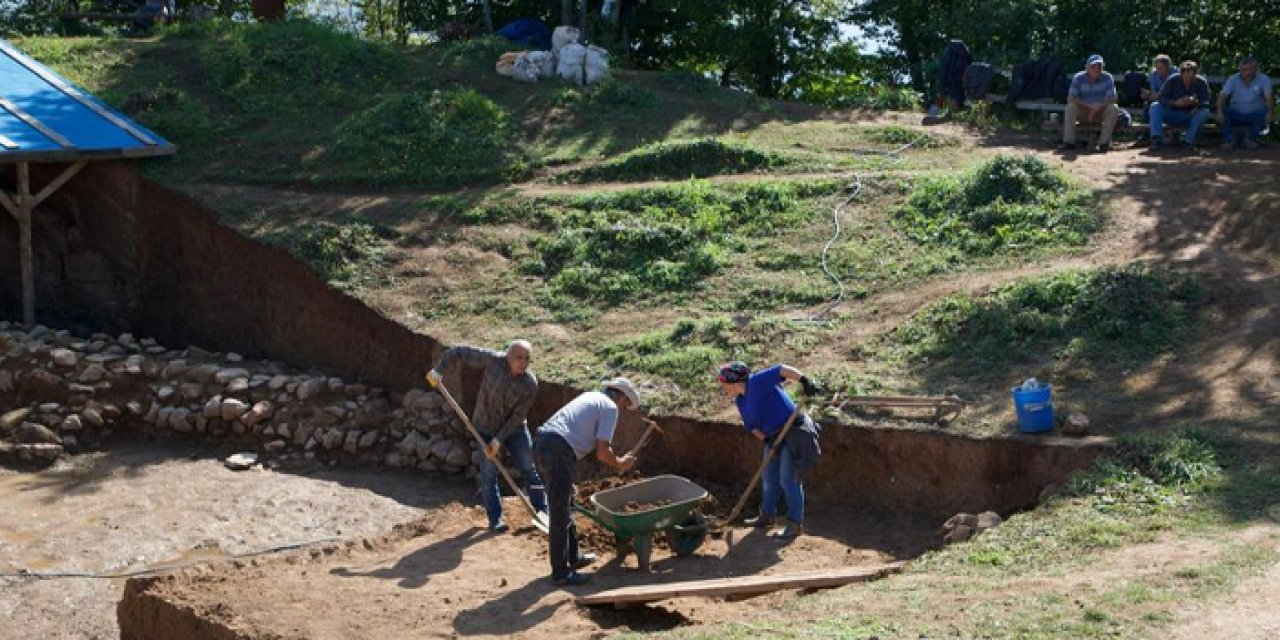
760,440,804,523
1149,104,1211,144
1221,107,1268,143
479,427,548,527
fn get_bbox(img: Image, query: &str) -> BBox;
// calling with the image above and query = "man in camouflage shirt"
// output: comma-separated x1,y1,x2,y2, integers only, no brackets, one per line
428,340,547,532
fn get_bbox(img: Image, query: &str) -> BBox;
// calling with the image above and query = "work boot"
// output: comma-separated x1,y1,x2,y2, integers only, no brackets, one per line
743,514,775,528
574,553,597,569
489,520,510,534
1056,141,1075,151
553,571,590,586
1151,139,1165,151
1244,139,1260,150
1096,142,1111,153
1221,139,1236,150
769,520,804,539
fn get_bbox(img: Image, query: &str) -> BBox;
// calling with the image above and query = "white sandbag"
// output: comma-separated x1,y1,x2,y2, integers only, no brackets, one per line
584,45,609,85
556,43,587,85
552,26,580,54
511,53,540,83
525,51,557,79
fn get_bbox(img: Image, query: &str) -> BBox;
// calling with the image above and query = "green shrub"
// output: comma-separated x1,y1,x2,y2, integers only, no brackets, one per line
599,317,801,389
568,138,787,183
560,77,661,110
522,180,837,303
325,88,524,188
894,154,1100,255
892,265,1201,366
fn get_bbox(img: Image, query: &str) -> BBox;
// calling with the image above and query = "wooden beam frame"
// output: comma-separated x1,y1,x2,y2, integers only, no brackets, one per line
3,160,86,325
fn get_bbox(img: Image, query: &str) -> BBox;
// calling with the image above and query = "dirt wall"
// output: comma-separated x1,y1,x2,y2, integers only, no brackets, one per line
1,162,1110,520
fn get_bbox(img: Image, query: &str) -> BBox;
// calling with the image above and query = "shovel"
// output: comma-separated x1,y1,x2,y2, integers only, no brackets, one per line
716,405,803,528
432,378,550,535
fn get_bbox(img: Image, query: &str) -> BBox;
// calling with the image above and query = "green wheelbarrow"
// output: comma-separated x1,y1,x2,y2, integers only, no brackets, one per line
573,474,710,572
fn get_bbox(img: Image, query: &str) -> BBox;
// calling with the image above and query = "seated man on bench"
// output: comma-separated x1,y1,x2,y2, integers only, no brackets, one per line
1218,56,1273,150
1061,54,1120,152
1150,60,1211,150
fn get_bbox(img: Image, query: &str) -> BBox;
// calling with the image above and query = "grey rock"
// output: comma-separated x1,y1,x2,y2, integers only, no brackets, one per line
78,364,107,383
445,442,470,467
60,414,84,432
18,422,61,444
179,382,205,400
220,398,250,421
157,385,175,401
226,352,244,363
0,370,12,393
263,439,288,454
67,383,96,395
292,423,316,446
321,428,345,451
170,408,194,433
225,452,258,471
397,431,429,458
268,375,290,391
343,430,361,454
297,378,324,400
161,360,189,380
38,402,61,413
358,430,380,449
383,451,402,468
81,408,105,427
241,400,275,427
51,348,78,367
275,423,292,440
327,377,344,392
203,396,224,419
126,401,143,416
225,378,249,394
143,403,159,424
976,511,1003,533
215,368,251,385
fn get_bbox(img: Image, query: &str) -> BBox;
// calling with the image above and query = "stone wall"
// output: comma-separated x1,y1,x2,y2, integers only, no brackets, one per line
0,322,488,478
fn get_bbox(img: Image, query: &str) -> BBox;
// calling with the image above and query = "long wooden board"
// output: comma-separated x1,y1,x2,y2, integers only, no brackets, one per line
577,562,905,607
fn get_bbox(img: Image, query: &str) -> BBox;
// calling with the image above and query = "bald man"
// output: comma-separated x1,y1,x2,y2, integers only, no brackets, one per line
428,341,546,532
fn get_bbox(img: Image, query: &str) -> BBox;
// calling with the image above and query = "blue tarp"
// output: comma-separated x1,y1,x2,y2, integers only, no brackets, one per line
0,37,174,162
496,18,551,51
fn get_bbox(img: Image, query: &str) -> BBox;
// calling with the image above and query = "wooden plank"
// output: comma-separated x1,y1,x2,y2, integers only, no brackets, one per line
577,562,905,607
0,97,75,149
31,160,85,209
0,39,157,146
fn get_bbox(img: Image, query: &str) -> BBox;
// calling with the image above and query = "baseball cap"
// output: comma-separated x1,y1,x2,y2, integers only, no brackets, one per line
1086,54,1104,67
717,361,751,384
603,378,641,409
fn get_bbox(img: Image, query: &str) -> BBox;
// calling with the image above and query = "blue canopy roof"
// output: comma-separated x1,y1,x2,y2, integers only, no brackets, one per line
0,37,175,163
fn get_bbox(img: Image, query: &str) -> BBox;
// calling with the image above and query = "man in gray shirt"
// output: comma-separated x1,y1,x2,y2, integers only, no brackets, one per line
533,379,640,586
428,340,546,532
1218,56,1273,149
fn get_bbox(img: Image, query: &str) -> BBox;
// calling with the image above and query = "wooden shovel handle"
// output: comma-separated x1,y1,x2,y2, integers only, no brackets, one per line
721,405,803,526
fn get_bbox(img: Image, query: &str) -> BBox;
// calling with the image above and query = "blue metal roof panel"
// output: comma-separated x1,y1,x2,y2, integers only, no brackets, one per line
0,37,175,162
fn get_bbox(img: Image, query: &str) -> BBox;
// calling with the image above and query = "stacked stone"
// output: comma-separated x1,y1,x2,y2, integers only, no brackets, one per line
0,321,482,478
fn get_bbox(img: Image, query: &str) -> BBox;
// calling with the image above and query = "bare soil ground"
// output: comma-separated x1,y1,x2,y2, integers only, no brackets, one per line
123,495,933,639
0,441,468,640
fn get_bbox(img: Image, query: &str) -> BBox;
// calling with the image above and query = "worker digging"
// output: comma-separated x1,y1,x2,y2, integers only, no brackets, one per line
716,361,823,539
426,340,548,534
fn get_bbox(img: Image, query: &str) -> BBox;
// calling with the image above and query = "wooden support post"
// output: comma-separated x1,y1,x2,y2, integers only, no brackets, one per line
16,162,34,326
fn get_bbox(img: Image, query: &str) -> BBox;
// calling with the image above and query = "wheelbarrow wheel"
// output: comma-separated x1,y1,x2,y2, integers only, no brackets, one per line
668,515,708,557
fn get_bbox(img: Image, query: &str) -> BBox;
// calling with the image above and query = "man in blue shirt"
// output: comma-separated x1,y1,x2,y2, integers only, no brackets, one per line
717,362,823,539
1217,56,1273,150
1150,60,1212,150
1061,54,1120,152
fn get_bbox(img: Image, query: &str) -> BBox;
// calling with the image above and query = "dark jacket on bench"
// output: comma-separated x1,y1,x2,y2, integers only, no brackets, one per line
1158,76,1210,111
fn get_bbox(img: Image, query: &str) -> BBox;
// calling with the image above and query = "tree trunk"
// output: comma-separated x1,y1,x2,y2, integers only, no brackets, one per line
561,0,573,26
481,0,493,32
578,0,587,33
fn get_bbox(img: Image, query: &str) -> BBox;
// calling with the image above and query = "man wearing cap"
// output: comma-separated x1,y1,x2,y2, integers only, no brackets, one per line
1150,60,1212,150
1062,54,1121,152
717,362,823,539
1217,56,1273,150
532,378,640,586
427,340,547,533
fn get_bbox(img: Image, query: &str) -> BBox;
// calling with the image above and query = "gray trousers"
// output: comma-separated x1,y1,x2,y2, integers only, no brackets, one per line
533,431,581,580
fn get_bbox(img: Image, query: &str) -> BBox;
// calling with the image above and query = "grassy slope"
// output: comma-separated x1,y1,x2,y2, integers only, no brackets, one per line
18,23,1279,639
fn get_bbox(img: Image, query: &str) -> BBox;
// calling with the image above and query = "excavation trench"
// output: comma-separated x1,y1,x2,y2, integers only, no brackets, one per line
0,163,1111,638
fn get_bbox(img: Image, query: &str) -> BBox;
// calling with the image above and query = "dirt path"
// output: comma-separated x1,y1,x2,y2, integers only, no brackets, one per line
121,497,933,639
0,441,469,640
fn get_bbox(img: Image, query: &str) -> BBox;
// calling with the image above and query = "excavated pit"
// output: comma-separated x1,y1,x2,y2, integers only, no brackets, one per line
0,163,1112,638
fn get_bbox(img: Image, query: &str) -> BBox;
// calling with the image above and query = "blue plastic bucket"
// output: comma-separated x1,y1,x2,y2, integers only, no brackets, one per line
1011,382,1054,433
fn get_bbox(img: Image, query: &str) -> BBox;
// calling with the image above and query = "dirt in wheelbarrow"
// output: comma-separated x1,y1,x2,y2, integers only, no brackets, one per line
121,468,942,639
